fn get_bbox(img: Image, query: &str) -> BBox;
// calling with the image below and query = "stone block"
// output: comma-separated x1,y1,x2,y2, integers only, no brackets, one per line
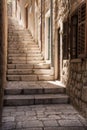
34,69,54,75
2,116,15,122
43,120,58,127
22,120,43,128
7,64,16,69
38,75,54,81
21,75,38,81
34,63,50,69
44,127,86,130
4,89,22,95
82,86,87,103
16,64,33,69
4,95,34,106
7,69,33,75
58,120,83,126
24,88,43,95
7,75,20,81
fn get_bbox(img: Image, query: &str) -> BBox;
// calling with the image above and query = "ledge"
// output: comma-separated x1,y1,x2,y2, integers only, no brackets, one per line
71,59,82,63
71,58,87,63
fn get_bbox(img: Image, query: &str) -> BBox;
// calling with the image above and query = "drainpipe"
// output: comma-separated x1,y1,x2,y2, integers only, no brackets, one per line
50,0,54,67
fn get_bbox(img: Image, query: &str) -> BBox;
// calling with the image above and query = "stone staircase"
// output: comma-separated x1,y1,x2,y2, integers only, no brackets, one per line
4,81,69,106
7,17,54,81
4,17,69,106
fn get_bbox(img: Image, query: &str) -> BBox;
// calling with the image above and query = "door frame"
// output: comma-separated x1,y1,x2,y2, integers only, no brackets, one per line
25,5,29,29
45,10,51,63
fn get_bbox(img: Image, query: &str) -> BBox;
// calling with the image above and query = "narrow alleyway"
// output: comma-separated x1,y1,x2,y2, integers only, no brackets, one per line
0,0,87,129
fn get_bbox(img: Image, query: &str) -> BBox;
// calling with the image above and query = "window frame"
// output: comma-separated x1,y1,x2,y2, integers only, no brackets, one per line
63,19,69,59
70,1,87,59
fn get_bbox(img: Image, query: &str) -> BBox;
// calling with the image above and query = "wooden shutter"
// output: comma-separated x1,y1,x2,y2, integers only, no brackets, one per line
71,13,78,59
63,21,68,59
78,2,86,57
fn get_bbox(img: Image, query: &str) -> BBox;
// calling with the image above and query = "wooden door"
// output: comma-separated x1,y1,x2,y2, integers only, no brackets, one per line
58,28,60,80
48,17,51,60
25,6,28,28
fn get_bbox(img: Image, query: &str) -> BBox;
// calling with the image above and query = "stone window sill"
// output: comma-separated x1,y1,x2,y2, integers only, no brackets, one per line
71,59,82,63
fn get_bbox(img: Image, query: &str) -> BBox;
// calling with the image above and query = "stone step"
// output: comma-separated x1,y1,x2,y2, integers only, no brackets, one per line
8,31,31,34
8,35,33,38
8,41,36,44
8,27,24,30
4,94,69,106
7,63,50,69
8,40,35,42
8,44,39,47
8,44,38,48
7,75,54,81
8,51,41,53
8,31,31,35
8,60,44,64
8,53,42,57
8,39,34,43
8,47,40,50
8,29,31,31
8,44,38,47
7,69,54,75
8,50,41,53
8,56,43,61
8,34,32,38
4,83,66,95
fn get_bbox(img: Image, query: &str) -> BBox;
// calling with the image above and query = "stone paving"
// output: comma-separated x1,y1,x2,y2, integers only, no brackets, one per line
1,104,87,130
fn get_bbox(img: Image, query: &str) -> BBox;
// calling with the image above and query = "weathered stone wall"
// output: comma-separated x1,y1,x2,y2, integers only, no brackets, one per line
0,0,7,126
7,0,16,17
62,59,87,118
7,0,12,16
59,0,87,118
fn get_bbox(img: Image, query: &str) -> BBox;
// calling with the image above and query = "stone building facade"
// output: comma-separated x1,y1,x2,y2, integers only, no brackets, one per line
0,0,87,125
55,0,87,117
0,0,7,126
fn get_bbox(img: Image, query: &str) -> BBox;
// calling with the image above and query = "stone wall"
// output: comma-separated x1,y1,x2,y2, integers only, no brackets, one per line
0,0,7,126
7,0,12,16
62,59,87,118
55,0,87,118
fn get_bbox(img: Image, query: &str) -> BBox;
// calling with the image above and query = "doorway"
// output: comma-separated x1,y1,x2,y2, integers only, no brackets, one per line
25,6,28,28
58,28,60,80
48,17,51,60
45,10,51,62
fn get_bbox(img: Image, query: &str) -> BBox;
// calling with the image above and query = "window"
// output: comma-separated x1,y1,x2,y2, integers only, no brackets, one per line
71,12,78,58
63,21,69,59
71,2,87,59
78,2,86,57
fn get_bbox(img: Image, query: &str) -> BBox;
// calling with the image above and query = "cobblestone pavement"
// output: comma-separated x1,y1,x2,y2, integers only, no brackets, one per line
0,104,87,130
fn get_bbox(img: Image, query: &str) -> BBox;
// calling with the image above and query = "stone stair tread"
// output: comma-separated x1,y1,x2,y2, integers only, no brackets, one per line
7,75,54,81
8,50,41,52
4,94,69,106
5,81,66,95
7,63,50,69
8,55,42,57
7,68,53,75
6,81,65,88
8,57,43,59
8,60,45,64
4,94,69,99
